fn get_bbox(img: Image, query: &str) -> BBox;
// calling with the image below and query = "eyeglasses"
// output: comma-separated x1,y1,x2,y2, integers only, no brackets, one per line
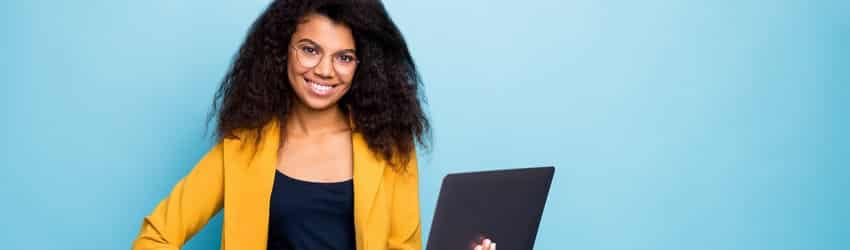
290,42,359,76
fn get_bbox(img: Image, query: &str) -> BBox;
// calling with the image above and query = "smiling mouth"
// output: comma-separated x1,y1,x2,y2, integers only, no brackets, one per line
304,77,339,95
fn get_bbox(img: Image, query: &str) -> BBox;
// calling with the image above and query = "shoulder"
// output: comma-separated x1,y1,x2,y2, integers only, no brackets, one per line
219,119,281,161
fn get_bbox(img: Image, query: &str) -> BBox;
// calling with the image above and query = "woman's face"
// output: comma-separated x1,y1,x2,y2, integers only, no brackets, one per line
286,13,357,111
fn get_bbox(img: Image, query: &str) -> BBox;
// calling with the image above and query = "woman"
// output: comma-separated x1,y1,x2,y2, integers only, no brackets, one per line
133,1,495,250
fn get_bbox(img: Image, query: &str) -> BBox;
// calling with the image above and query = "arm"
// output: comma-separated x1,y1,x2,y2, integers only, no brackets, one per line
132,142,225,250
387,151,423,250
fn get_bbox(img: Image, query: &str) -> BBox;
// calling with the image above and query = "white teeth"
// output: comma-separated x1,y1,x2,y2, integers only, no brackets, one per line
314,83,330,90
307,79,333,94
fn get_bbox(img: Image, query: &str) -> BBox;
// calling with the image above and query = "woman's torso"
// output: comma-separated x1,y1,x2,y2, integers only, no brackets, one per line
268,128,356,250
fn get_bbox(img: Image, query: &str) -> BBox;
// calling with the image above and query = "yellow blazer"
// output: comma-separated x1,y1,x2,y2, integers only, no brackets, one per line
133,118,422,250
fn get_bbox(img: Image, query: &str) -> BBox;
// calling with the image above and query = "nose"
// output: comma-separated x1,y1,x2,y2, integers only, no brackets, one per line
312,54,334,79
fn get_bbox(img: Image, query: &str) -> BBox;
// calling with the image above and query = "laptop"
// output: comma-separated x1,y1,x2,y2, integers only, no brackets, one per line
426,166,555,250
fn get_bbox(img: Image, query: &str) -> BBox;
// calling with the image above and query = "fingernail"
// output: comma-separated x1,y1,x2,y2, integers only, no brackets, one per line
492,243,496,250
484,239,491,245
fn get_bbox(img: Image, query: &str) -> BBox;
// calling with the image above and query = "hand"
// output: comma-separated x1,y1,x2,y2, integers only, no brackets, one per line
473,238,495,250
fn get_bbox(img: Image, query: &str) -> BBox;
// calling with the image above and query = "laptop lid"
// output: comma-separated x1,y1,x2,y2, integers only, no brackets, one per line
426,166,555,250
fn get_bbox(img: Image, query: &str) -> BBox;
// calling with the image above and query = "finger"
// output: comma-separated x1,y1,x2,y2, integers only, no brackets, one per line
491,243,496,250
483,238,491,249
474,245,483,250
476,235,486,244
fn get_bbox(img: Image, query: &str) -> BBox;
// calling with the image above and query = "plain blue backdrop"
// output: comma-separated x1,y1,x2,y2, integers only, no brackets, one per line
2,0,848,249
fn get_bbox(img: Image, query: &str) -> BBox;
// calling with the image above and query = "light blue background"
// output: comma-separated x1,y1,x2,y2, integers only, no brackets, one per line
2,0,848,249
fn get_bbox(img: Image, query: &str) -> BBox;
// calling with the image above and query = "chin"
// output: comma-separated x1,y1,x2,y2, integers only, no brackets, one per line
301,99,340,111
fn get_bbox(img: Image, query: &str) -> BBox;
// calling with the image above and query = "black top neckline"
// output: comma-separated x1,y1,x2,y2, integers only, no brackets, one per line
275,169,353,186
268,167,356,250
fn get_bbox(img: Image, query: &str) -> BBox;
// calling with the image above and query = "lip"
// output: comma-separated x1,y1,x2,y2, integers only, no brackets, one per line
303,77,339,97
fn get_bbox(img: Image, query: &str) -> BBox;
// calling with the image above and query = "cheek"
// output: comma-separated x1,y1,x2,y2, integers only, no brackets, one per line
288,59,299,75
340,75,355,93
286,61,306,85
342,67,357,84
342,74,355,85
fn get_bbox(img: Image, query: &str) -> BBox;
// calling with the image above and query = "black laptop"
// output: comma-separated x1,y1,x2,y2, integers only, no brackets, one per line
426,166,555,250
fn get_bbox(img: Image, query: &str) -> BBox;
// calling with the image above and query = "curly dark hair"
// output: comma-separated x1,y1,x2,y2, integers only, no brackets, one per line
207,0,429,168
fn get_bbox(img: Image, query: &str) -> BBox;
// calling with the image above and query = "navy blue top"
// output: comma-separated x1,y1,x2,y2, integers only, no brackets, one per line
267,170,356,250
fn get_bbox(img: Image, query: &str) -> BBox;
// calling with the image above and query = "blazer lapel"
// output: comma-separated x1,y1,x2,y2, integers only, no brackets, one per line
352,131,385,250
223,119,279,250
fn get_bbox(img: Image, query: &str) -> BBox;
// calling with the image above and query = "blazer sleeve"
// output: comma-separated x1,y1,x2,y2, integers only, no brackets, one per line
132,142,225,250
387,151,423,250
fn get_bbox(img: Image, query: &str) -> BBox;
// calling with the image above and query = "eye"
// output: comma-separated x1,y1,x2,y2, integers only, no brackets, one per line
300,45,319,55
337,54,356,63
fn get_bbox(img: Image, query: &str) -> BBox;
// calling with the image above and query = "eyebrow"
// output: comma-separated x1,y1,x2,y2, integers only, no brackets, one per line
295,38,356,54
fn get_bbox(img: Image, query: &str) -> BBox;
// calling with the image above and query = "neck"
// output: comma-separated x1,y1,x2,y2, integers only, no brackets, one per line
286,102,349,137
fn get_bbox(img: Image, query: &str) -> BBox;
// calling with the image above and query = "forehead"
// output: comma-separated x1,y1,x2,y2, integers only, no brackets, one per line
291,13,355,50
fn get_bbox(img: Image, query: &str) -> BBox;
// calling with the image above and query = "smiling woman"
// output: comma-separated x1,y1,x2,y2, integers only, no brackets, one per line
210,0,428,166
132,0,493,250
